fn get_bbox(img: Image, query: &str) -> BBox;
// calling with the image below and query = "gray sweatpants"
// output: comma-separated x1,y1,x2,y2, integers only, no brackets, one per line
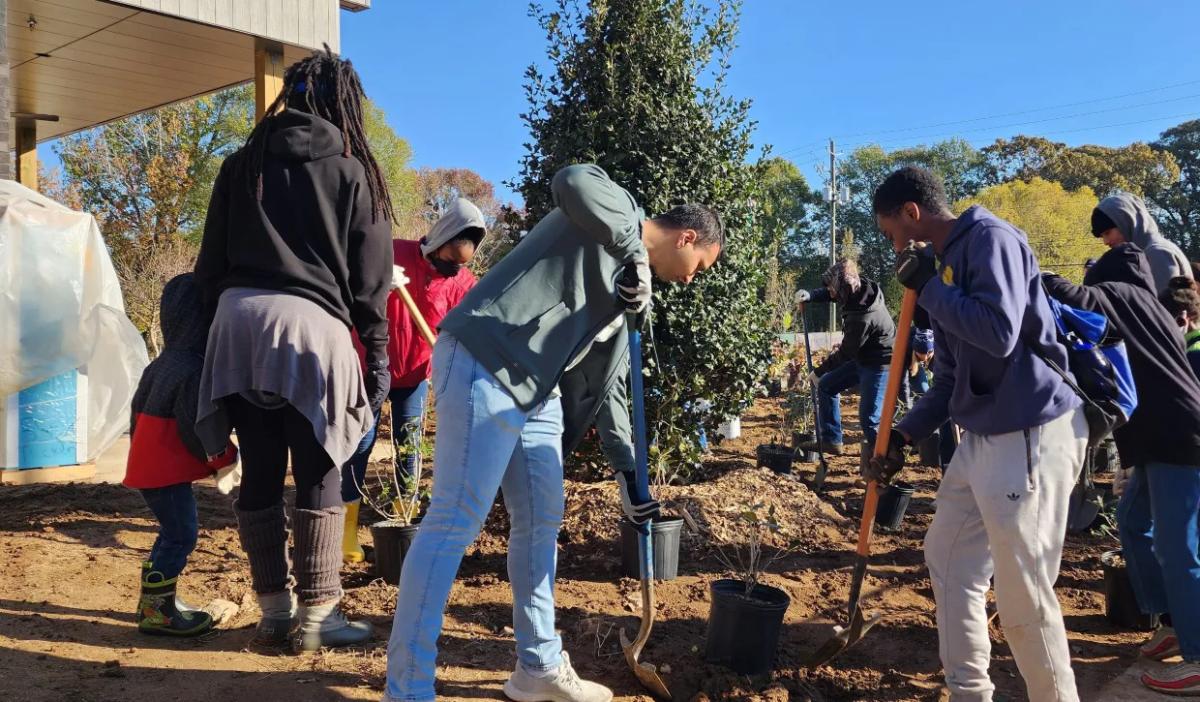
925,407,1087,702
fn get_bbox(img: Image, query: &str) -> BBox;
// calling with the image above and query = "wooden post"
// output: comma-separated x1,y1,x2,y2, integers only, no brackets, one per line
15,118,36,190
254,39,284,122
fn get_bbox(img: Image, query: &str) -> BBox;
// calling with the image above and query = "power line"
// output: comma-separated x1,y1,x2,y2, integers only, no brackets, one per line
860,110,1200,152
775,77,1200,158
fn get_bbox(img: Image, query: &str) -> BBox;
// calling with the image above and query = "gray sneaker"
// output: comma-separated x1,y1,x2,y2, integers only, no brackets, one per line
503,651,613,702
253,590,297,646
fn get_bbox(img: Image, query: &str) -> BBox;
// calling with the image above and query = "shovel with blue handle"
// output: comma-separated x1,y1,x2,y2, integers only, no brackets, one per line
619,312,672,700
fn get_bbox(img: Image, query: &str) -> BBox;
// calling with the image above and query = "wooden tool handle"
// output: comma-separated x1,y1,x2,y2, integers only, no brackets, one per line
396,284,437,347
855,288,918,558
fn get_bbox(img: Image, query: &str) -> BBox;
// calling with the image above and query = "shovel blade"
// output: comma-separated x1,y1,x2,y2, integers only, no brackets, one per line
620,628,672,699
803,607,883,669
812,458,829,492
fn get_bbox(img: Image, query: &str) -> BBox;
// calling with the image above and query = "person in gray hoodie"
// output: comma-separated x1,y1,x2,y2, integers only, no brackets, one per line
383,164,721,702
1092,192,1193,294
867,166,1088,702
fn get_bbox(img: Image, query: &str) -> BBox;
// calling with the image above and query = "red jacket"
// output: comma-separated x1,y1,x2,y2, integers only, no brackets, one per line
375,239,476,387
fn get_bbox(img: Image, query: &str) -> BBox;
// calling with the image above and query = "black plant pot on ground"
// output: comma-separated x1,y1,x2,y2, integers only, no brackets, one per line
790,432,819,463
1101,549,1159,631
704,579,790,675
874,481,915,531
618,516,684,580
917,431,941,467
766,378,783,397
371,520,420,586
756,443,795,474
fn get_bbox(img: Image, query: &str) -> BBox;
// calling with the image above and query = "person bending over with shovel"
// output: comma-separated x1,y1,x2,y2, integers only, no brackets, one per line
793,259,895,455
341,199,486,563
382,163,722,702
868,166,1088,702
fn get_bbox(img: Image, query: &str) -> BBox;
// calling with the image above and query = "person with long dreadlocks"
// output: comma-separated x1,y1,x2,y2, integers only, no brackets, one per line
193,48,392,651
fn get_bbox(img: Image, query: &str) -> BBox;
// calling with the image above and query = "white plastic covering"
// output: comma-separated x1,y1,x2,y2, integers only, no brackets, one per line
0,180,148,460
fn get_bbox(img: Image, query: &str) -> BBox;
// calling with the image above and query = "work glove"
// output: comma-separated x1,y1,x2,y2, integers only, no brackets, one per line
895,242,937,292
618,260,653,314
365,358,390,417
391,264,410,291
863,430,909,485
614,470,661,525
794,289,811,305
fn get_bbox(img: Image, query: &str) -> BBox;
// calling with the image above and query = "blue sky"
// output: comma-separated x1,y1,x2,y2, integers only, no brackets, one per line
43,1,1200,205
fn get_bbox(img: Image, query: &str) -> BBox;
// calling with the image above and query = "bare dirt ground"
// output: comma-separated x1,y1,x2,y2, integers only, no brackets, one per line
0,397,1142,702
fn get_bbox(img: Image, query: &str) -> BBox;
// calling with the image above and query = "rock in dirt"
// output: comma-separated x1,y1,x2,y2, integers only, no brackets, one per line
203,598,239,626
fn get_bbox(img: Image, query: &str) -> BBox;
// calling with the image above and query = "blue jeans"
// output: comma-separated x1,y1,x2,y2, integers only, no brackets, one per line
340,381,430,503
139,483,198,580
1118,462,1200,661
816,362,888,447
385,336,565,701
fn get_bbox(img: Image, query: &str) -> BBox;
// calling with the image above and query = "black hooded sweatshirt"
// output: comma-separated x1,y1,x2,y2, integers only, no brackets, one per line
809,279,896,375
194,108,393,363
1043,244,1200,468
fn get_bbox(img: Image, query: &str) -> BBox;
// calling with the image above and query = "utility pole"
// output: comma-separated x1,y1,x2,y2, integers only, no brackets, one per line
828,139,838,334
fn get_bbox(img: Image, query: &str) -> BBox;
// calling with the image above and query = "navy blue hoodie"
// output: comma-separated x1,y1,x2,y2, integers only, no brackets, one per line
897,206,1080,440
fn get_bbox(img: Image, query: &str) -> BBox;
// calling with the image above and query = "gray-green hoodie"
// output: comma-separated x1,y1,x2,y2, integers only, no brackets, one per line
1096,192,1193,294
438,164,646,410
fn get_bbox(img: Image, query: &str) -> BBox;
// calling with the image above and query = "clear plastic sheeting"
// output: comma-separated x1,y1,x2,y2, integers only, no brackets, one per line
0,180,148,461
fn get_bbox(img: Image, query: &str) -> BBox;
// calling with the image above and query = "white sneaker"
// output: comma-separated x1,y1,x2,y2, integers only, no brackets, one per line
503,651,613,702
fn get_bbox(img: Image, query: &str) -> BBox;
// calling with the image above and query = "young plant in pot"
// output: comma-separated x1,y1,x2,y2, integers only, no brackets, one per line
1094,496,1159,631
617,409,696,581
706,503,792,675
355,404,430,586
784,387,818,463
756,399,797,474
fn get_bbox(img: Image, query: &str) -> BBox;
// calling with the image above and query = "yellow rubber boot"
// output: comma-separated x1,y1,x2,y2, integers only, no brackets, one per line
342,500,365,563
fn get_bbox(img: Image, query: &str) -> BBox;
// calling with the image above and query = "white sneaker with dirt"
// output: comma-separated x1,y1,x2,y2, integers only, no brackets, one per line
1141,626,1182,661
503,652,613,702
1141,661,1200,695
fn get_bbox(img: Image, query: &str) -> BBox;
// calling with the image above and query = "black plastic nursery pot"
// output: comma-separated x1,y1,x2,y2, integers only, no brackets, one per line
790,432,819,463
874,481,915,531
618,516,684,580
1101,549,1159,631
371,520,421,586
756,443,795,474
917,431,941,467
766,378,783,398
704,579,791,675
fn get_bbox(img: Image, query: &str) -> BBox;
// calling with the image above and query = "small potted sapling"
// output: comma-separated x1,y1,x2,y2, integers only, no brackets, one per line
1096,496,1158,631
358,405,430,586
706,503,792,675
618,395,692,581
785,387,818,463
756,398,797,475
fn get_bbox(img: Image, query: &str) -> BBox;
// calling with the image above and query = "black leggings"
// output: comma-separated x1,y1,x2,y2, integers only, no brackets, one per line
226,396,341,511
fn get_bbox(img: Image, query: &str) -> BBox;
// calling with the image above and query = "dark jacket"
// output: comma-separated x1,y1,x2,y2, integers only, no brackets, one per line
440,164,646,411
194,108,393,365
898,206,1079,440
124,275,235,490
559,325,635,474
1043,244,1200,468
809,279,895,375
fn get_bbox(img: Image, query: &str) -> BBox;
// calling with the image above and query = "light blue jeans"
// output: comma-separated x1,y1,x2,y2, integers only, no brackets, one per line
384,335,565,702
1118,462,1200,661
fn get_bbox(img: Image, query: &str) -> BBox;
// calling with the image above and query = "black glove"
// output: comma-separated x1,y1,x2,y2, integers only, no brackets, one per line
863,430,908,485
614,470,661,525
895,243,936,292
617,260,652,314
364,358,390,416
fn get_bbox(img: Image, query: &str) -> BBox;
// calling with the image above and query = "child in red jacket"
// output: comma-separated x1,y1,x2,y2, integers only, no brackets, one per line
124,274,238,636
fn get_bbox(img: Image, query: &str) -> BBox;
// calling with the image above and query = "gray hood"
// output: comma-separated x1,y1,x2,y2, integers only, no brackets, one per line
1096,192,1161,249
419,198,487,259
